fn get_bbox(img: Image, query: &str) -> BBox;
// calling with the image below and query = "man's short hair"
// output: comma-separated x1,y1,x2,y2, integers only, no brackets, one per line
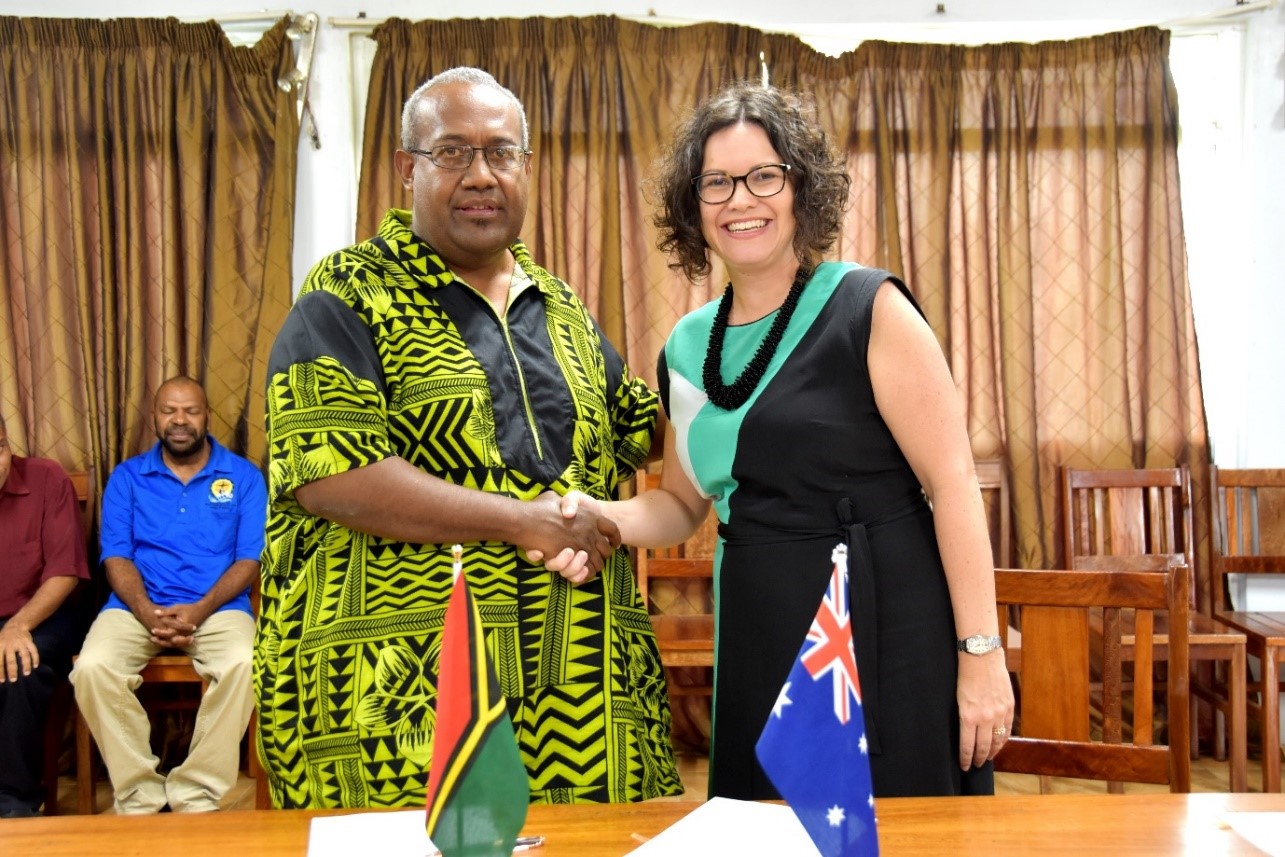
400,67,529,151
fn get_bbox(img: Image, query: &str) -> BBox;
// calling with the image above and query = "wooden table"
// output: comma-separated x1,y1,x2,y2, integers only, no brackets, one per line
2,793,1281,855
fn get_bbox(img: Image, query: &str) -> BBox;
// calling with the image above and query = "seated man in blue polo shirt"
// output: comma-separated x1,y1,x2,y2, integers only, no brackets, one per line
71,376,266,814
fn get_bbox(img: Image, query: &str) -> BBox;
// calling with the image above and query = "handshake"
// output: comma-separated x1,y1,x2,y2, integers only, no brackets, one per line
521,490,610,586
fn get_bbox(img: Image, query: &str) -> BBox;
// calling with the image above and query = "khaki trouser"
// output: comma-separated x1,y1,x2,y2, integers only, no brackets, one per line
70,608,254,814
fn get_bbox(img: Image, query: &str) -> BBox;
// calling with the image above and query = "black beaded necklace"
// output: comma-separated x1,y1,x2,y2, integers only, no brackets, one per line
703,265,812,411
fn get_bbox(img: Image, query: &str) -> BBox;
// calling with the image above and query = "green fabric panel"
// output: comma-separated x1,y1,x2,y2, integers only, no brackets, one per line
667,261,857,524
429,716,529,856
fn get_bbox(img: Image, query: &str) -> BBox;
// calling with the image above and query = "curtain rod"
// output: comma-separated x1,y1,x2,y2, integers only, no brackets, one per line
330,1,1279,32
185,10,294,25
327,12,695,30
1164,0,1278,28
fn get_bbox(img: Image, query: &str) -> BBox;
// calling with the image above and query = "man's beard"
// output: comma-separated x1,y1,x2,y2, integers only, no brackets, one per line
160,427,206,460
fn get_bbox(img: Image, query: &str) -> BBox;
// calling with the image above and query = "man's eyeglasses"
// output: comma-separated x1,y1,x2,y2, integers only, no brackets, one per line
692,163,793,204
407,145,531,171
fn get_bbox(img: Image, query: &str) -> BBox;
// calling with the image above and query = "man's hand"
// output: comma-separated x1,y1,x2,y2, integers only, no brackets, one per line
523,491,616,585
520,491,619,584
126,598,164,639
151,602,214,649
0,622,39,683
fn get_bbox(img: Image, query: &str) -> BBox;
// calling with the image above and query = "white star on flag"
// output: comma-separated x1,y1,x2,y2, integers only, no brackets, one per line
826,805,846,827
771,681,793,718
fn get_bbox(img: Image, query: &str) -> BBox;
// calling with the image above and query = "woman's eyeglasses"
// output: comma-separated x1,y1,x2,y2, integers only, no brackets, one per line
692,163,793,204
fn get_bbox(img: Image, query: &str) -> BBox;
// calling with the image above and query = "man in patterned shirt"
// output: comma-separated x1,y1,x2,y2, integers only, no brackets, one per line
256,67,680,808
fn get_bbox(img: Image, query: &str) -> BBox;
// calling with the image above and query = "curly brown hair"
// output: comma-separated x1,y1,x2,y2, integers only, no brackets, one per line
653,82,851,282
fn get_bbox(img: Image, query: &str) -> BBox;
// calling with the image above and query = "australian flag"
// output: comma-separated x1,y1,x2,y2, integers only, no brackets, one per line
755,543,879,857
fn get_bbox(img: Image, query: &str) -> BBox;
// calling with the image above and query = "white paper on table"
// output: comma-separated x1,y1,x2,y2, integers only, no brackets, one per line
624,797,822,856
307,809,438,857
1220,812,1285,857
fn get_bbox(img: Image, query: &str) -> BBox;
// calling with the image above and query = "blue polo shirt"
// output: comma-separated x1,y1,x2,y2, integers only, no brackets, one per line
99,437,267,616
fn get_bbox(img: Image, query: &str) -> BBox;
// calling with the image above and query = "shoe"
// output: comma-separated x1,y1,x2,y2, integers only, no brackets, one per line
0,806,38,819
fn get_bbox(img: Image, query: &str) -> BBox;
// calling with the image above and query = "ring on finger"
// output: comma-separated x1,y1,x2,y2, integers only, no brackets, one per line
992,725,1008,738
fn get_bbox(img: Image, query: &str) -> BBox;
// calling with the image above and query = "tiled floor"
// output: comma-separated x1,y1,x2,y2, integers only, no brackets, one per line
51,745,1273,815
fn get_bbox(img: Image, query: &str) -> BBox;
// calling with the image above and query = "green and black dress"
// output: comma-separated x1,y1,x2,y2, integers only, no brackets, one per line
661,261,994,798
256,209,681,808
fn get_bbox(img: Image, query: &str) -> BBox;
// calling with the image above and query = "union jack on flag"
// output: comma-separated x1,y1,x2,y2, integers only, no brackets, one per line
756,543,879,857
800,555,862,725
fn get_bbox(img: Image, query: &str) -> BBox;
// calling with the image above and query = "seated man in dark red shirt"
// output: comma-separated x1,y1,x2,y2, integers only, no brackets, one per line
0,411,91,818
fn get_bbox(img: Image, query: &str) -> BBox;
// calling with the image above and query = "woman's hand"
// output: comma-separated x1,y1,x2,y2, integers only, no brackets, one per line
956,649,1015,770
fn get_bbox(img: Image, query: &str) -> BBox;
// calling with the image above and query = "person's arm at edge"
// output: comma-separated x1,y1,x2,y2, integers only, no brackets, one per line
0,464,91,679
866,280,1014,772
0,576,79,681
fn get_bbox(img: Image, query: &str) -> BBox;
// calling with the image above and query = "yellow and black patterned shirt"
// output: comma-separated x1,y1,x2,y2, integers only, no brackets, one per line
256,209,680,808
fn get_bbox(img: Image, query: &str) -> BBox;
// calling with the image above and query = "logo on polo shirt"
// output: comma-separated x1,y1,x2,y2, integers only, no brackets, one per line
210,478,235,504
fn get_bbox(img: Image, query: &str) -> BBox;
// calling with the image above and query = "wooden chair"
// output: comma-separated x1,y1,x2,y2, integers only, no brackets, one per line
74,584,264,813
993,558,1191,792
975,459,1019,675
975,459,1013,569
634,470,717,745
1209,466,1285,792
37,470,92,815
1062,466,1247,791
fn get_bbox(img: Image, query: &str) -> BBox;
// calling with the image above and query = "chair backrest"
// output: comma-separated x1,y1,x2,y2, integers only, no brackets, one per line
1062,467,1192,560
66,469,91,528
975,458,1012,567
1062,466,1194,603
67,470,90,502
1208,466,1285,613
993,557,1191,792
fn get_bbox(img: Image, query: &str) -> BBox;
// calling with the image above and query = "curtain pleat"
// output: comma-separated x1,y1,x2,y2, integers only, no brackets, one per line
0,16,298,498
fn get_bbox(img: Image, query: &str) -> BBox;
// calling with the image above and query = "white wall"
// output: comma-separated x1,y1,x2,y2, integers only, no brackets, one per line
1240,7,1285,468
6,0,1284,468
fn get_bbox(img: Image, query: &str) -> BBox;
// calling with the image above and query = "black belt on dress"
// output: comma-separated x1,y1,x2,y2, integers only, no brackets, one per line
715,495,930,755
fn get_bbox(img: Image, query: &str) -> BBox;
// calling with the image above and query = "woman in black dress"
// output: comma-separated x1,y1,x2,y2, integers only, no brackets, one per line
542,82,1013,798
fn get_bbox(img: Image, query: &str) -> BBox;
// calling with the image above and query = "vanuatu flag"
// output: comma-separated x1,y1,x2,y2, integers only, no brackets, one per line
425,547,529,856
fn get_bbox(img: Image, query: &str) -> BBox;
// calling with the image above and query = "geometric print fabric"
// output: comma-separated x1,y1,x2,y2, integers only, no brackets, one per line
256,210,680,807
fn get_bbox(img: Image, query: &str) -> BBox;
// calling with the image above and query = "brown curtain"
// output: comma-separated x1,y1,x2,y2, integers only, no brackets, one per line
0,16,298,503
357,20,1208,740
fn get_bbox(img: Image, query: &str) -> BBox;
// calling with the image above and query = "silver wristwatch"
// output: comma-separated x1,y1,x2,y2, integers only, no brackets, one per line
957,634,1003,655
